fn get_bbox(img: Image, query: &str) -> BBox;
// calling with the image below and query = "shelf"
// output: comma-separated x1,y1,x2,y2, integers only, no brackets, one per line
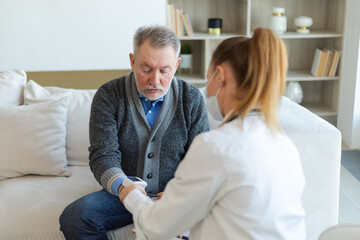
175,73,206,84
276,31,343,39
179,31,342,41
301,102,337,116
178,32,243,40
287,70,340,81
177,70,340,83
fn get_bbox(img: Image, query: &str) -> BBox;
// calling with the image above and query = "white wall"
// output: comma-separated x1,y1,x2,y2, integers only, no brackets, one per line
0,0,166,71
358,57,360,150
338,0,360,149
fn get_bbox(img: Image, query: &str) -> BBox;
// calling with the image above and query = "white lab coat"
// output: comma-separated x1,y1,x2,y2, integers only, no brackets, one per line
124,113,306,240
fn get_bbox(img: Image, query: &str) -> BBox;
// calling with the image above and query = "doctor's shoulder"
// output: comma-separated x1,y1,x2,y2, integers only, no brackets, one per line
193,123,240,148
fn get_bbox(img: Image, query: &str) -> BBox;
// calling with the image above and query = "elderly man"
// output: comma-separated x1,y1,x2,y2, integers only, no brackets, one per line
59,25,209,239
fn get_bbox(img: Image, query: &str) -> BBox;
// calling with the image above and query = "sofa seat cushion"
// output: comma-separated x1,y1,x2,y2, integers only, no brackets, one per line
0,166,100,239
0,166,139,240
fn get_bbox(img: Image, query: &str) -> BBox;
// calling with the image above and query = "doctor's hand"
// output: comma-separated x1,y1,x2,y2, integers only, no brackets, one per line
118,184,147,203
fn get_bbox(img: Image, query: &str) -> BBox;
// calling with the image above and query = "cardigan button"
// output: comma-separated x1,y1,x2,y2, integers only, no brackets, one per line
147,153,154,158
147,173,153,179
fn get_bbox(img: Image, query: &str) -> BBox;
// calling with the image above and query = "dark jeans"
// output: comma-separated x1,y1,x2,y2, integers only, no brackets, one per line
59,189,133,240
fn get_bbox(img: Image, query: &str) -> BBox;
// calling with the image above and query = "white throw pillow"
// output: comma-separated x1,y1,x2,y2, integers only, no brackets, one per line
24,80,97,166
0,98,70,180
0,69,27,106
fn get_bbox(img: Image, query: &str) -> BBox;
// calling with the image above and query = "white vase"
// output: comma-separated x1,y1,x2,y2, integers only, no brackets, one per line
179,54,193,69
285,81,304,104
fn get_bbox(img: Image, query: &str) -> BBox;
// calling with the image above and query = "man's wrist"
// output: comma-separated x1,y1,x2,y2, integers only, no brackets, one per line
111,177,125,195
118,184,125,194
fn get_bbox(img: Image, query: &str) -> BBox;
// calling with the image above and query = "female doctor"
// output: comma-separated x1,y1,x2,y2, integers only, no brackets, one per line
118,27,306,240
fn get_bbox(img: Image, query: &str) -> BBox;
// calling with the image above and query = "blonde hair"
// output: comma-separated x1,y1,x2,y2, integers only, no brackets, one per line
211,27,288,132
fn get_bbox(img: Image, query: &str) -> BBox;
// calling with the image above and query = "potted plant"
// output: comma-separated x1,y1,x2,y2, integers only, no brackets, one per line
179,42,193,72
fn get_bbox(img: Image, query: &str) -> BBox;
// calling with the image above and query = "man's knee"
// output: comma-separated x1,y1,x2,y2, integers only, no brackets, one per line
59,201,80,232
60,196,92,230
59,190,130,238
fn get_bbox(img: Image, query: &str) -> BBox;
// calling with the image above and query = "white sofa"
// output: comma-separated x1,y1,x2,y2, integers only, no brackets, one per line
0,69,342,240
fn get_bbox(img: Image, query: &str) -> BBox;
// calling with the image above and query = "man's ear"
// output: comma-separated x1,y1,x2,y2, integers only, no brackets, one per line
129,53,135,71
175,57,181,71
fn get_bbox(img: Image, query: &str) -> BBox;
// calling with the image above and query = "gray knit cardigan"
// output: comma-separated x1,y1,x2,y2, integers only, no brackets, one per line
89,72,209,195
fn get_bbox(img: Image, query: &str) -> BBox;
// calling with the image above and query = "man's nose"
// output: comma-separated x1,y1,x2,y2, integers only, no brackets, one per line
148,71,161,86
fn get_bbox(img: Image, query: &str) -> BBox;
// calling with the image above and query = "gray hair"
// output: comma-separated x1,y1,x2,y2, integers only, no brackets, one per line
133,25,181,57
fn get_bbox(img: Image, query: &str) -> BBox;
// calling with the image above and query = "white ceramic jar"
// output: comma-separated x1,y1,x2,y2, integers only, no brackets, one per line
269,7,287,34
294,16,313,34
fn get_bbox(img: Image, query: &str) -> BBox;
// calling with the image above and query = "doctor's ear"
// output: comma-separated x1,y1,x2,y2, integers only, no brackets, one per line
215,65,226,83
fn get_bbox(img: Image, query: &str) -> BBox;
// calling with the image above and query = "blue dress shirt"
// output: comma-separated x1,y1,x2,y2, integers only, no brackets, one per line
139,93,164,130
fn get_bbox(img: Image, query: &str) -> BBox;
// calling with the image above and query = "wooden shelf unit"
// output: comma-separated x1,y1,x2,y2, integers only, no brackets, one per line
170,0,345,118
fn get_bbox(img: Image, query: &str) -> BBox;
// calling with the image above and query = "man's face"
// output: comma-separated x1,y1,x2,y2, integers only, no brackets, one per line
129,40,181,100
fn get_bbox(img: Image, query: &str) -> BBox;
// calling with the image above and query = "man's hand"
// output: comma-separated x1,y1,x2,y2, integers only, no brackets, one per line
118,184,147,203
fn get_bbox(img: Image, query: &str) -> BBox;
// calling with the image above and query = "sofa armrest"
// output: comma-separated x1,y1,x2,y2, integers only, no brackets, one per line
279,97,342,240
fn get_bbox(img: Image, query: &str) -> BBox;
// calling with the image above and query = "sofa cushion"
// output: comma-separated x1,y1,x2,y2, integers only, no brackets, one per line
0,166,101,239
0,69,27,106
24,80,97,166
0,98,70,180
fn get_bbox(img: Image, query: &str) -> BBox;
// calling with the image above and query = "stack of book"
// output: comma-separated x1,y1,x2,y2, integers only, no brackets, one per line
311,48,341,77
167,4,193,36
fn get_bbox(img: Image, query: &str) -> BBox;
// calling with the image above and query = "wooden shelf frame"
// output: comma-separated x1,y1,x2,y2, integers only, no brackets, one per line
169,0,345,120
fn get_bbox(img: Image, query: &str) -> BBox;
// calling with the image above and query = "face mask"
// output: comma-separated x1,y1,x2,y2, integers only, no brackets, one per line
205,71,224,122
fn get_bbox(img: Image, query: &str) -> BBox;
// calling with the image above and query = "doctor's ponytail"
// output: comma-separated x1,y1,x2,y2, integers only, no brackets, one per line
246,27,288,131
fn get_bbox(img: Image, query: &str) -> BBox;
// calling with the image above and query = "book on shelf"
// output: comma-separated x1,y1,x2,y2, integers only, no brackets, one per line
322,49,333,77
328,50,342,77
167,3,175,33
166,4,193,36
175,7,183,36
311,48,341,77
311,48,327,77
181,13,194,36
325,50,335,76
311,48,322,76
